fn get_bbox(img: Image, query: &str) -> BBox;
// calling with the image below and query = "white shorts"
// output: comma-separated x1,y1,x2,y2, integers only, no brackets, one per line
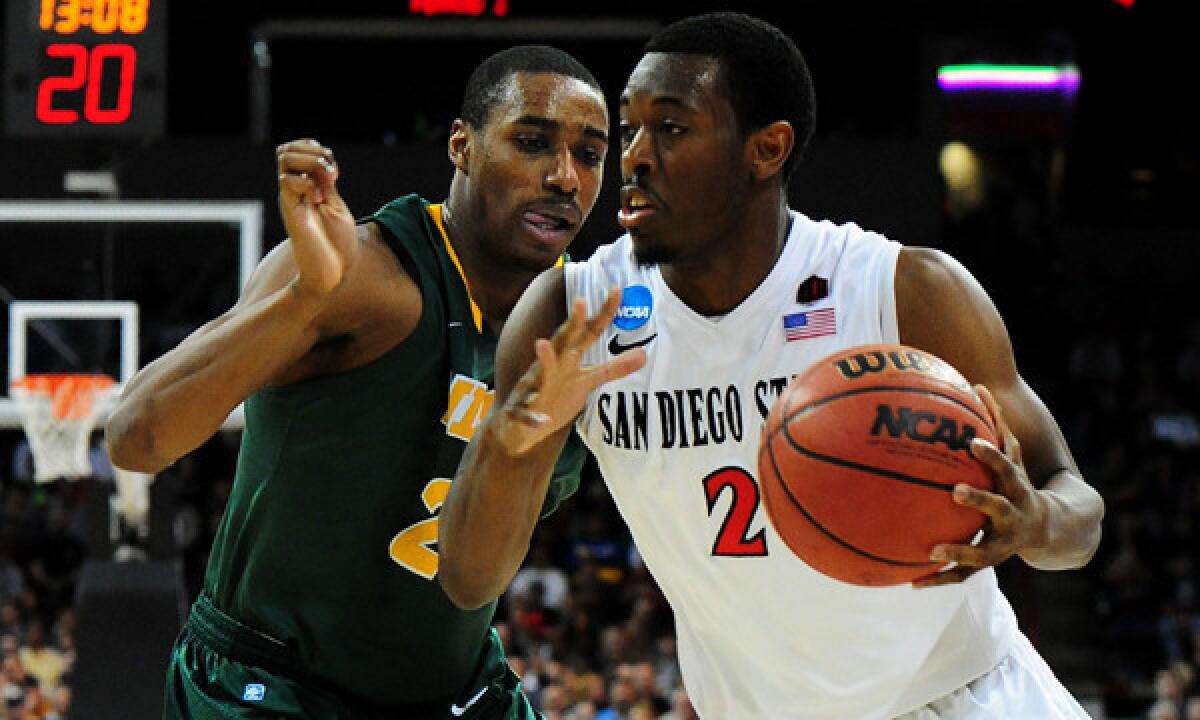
896,633,1091,719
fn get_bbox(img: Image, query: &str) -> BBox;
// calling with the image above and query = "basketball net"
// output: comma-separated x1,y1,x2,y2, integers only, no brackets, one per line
11,373,119,482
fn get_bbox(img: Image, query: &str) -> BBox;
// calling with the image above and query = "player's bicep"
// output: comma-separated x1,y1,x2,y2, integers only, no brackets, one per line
895,248,1017,388
895,247,1078,484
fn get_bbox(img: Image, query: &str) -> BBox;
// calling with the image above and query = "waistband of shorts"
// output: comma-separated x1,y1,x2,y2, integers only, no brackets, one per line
186,592,313,683
184,593,518,718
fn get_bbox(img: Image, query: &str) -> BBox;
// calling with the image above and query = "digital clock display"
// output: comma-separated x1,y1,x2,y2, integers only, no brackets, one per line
4,0,166,137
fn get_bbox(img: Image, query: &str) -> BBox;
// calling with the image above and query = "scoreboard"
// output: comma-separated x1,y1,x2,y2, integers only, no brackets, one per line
3,0,166,138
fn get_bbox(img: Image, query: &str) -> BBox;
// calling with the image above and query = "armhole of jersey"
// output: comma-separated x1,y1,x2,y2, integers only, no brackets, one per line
563,261,582,313
878,241,902,344
366,203,446,347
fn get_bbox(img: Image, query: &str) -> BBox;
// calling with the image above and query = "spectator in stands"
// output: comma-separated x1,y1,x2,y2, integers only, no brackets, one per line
629,660,668,716
1,657,29,714
595,665,636,720
511,541,570,613
15,622,66,694
1182,695,1200,720
565,698,597,720
1150,697,1181,720
540,682,570,718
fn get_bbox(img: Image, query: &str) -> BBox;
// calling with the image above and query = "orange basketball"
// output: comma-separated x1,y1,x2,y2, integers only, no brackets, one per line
758,344,997,586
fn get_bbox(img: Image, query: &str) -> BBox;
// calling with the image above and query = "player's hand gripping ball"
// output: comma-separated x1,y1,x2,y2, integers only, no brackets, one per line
758,344,997,586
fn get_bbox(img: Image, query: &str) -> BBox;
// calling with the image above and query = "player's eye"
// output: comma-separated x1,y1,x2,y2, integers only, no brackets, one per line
515,134,549,153
575,146,604,168
659,120,686,137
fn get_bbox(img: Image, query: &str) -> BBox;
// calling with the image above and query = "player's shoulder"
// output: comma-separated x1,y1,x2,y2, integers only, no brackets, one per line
895,246,972,297
793,210,891,246
578,233,636,267
565,234,642,298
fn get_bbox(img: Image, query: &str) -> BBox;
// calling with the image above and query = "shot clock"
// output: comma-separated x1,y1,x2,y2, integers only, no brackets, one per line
4,0,166,138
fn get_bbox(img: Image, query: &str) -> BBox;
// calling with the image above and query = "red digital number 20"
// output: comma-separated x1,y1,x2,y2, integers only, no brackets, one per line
37,43,136,124
703,467,768,557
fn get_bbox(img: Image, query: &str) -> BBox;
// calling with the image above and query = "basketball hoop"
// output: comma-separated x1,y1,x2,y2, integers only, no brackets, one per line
10,373,118,482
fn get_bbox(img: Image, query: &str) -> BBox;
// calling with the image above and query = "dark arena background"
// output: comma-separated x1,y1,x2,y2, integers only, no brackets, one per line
1,1,1197,717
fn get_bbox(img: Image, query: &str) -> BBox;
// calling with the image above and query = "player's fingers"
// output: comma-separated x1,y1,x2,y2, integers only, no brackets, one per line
533,337,558,377
950,481,1014,522
550,297,589,351
1003,425,1023,466
969,438,1032,506
969,437,1011,480
276,139,334,162
911,564,980,588
929,540,995,568
277,151,338,186
278,172,318,198
974,383,1000,426
584,347,647,390
582,288,622,344
974,385,1016,459
278,173,324,206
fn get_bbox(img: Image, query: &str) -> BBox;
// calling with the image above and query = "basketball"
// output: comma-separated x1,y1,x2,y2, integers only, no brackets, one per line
758,344,998,586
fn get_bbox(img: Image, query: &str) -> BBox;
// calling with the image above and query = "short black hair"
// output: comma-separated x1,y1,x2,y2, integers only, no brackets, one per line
461,45,601,130
644,13,816,182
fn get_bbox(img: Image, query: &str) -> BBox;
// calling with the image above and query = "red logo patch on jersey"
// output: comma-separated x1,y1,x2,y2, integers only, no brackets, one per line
796,275,829,304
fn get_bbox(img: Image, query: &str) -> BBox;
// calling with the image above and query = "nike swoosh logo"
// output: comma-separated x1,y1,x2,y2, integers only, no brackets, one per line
450,686,488,716
608,333,657,354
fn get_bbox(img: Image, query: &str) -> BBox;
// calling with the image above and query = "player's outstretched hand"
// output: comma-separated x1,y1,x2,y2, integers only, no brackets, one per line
276,139,359,298
492,288,647,456
913,384,1049,588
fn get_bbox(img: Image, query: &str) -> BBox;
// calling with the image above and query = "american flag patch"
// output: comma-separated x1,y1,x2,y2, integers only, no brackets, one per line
783,308,837,341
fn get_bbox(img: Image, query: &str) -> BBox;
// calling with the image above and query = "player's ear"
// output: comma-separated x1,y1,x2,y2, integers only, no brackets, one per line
448,119,471,174
747,121,794,182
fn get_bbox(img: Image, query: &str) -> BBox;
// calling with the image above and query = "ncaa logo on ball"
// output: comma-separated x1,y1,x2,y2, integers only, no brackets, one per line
613,285,653,331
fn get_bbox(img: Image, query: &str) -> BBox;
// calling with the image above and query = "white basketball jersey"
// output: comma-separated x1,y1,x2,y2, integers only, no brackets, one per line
565,212,1020,720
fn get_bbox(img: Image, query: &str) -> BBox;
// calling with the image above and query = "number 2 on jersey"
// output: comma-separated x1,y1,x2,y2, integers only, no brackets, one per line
388,478,452,580
703,467,768,557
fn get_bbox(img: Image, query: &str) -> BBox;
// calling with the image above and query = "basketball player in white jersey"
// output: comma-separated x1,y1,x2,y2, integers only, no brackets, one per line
439,13,1105,719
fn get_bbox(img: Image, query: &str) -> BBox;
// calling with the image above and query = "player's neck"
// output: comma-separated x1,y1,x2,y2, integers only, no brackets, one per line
441,197,535,333
660,193,791,317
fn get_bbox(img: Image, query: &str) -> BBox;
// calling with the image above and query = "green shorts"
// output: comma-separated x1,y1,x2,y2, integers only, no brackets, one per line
163,593,538,720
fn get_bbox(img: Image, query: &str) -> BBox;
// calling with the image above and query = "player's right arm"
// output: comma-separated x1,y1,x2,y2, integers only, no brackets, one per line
106,140,369,473
438,272,644,610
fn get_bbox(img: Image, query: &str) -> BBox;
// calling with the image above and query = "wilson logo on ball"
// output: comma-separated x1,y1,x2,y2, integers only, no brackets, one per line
869,404,978,453
834,349,971,392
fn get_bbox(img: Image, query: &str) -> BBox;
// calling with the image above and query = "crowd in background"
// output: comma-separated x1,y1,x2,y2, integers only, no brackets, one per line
0,479,82,719
1068,320,1200,719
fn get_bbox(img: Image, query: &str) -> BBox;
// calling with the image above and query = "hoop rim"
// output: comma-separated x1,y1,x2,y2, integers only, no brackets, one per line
11,372,117,391
10,373,119,421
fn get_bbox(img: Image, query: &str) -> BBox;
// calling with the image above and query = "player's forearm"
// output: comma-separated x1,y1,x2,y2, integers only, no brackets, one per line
438,422,561,610
105,285,323,473
1019,469,1105,570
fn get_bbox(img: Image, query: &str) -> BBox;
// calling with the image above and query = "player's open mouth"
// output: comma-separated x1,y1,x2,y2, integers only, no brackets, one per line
618,187,659,229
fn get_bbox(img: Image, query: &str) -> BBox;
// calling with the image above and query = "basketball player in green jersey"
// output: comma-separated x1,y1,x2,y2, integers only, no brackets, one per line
105,46,624,719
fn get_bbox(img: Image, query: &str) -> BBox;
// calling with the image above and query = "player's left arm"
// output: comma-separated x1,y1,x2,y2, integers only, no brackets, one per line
895,247,1104,587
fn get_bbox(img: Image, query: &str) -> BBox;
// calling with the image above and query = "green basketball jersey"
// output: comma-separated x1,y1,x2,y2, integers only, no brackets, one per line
202,194,583,707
